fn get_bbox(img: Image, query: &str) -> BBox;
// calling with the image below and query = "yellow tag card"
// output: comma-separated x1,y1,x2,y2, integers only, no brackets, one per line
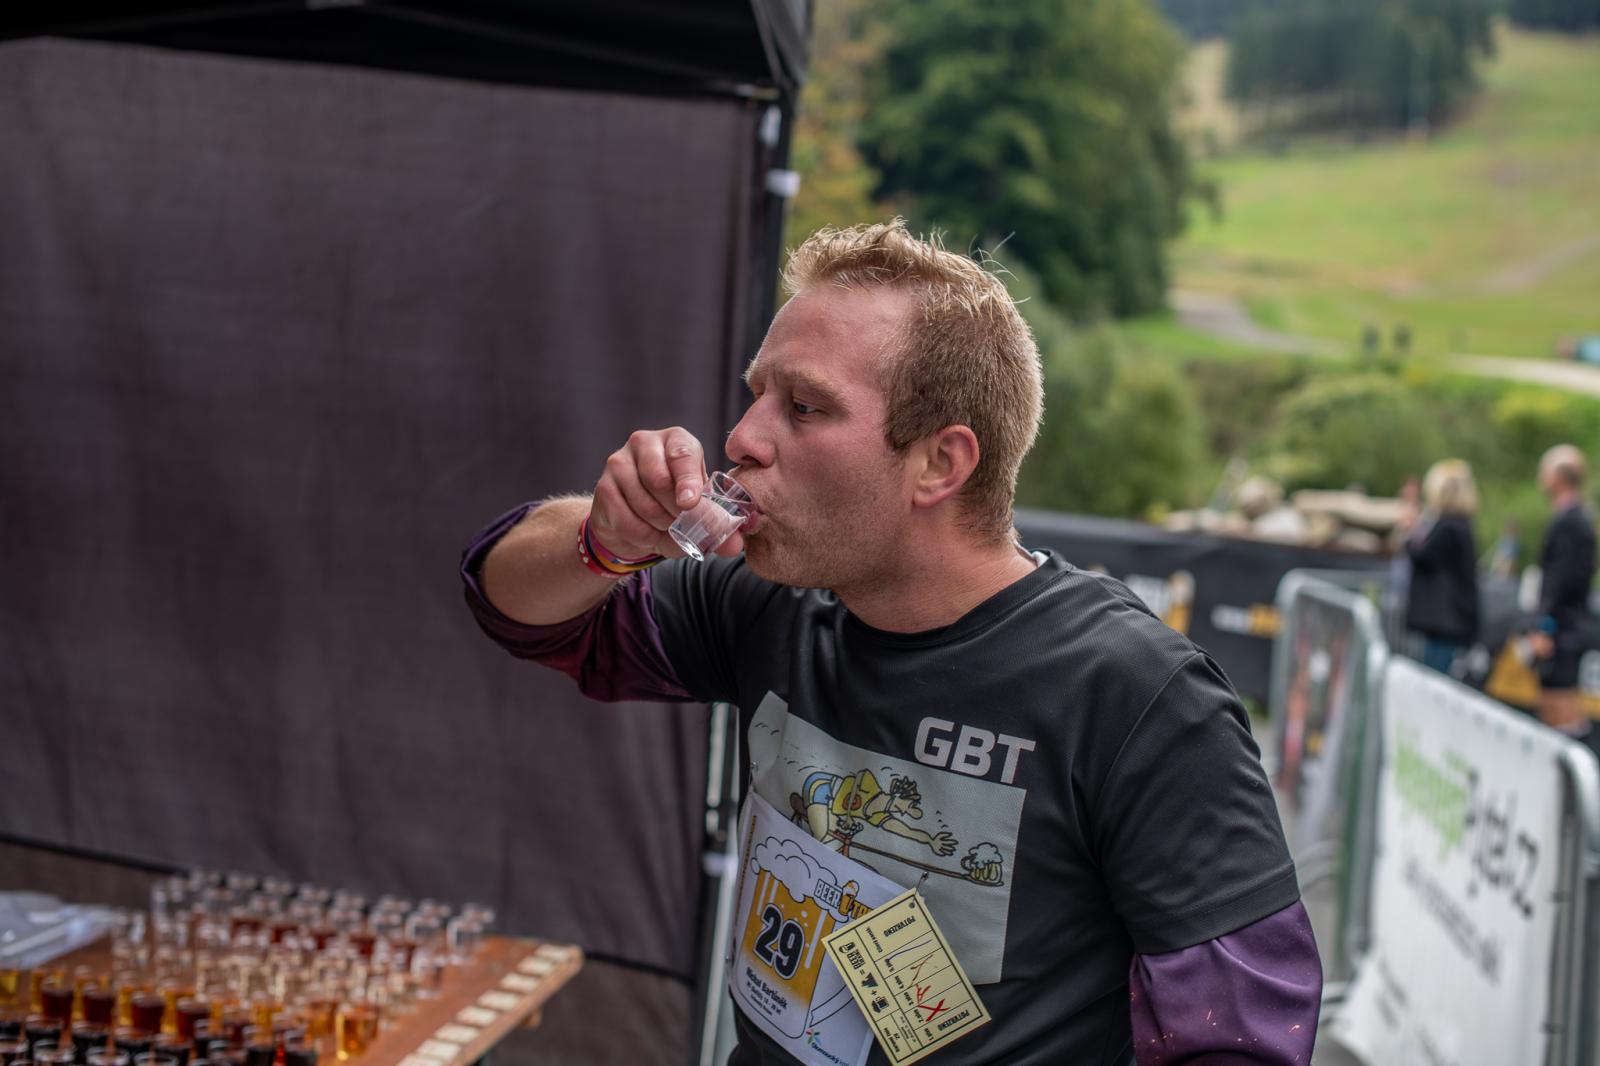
820,888,990,1065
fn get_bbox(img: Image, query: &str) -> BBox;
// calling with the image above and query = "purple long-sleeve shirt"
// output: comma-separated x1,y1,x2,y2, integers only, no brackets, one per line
462,504,1322,1065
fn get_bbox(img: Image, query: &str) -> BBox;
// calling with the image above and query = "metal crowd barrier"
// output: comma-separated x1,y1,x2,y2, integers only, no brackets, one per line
1268,570,1600,1065
1267,570,1389,997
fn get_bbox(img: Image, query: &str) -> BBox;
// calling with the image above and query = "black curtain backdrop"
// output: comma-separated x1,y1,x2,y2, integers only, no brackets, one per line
0,38,765,1060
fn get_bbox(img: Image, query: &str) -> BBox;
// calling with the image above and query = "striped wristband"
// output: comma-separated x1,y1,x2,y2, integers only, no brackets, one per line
578,515,664,578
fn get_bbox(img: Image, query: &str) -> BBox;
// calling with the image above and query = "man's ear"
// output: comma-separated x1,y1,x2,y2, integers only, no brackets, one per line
910,425,980,510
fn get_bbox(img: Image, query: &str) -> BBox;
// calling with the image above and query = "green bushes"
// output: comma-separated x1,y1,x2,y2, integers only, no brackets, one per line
1185,360,1600,565
1259,374,1446,495
1015,323,1206,519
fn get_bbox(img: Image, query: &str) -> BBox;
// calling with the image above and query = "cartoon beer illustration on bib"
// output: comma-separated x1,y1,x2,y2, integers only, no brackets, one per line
738,846,843,1037
730,793,899,1064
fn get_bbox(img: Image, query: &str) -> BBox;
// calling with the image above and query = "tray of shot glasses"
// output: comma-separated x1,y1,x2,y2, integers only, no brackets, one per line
0,870,583,1066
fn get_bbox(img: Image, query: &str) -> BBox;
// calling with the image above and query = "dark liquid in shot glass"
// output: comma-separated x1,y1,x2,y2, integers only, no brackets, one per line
24,1019,61,1056
128,999,164,1040
37,987,72,1027
112,1027,151,1059
81,990,116,1028
172,1006,209,1045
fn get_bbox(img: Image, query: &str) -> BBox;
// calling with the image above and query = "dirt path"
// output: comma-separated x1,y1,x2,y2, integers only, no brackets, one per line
1170,289,1344,356
1173,288,1600,396
1451,354,1600,397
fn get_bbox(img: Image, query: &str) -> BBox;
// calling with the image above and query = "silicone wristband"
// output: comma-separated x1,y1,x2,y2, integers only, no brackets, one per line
580,515,663,575
577,520,627,579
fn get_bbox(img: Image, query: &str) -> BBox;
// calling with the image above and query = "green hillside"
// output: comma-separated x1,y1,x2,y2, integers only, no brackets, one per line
1167,25,1600,361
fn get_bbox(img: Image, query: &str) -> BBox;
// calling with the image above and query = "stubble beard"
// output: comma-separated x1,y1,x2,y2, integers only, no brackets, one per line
743,510,889,594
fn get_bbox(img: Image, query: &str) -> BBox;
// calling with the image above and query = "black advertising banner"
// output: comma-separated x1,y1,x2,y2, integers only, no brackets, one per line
1015,509,1390,704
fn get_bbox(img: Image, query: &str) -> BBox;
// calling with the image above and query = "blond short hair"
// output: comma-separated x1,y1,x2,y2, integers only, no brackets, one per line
782,221,1044,540
1541,443,1587,489
1423,459,1478,516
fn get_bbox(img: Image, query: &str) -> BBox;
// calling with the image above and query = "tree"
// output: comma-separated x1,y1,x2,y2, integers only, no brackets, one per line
861,0,1200,317
1009,263,1204,516
1508,0,1600,31
783,0,891,252
1156,0,1266,39
1224,0,1495,133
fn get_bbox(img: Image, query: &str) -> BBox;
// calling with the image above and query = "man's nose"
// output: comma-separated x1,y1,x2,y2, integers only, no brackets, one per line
725,402,773,469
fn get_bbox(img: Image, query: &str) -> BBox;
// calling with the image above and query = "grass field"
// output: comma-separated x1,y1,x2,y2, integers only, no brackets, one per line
1147,24,1600,362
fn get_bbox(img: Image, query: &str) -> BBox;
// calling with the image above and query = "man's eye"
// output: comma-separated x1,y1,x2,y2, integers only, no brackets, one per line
792,401,819,416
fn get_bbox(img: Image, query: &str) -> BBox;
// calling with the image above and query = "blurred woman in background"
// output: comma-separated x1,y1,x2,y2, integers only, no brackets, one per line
1402,459,1481,676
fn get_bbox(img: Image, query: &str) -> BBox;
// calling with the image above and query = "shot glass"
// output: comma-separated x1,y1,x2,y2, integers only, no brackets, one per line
0,970,24,1010
126,997,163,1038
171,1003,208,1045
33,1046,73,1066
332,1005,375,1063
240,1030,273,1066
37,985,72,1028
152,1034,190,1066
282,1041,316,1066
111,1027,151,1059
80,986,116,1028
70,1022,108,1062
23,1017,61,1057
668,472,756,561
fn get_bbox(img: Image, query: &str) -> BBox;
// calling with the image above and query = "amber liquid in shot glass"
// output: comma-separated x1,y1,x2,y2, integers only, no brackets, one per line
0,970,22,1008
159,987,191,1037
332,1007,375,1062
302,999,335,1043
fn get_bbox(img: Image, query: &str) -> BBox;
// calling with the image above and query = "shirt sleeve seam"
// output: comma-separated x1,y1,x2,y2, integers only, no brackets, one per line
1096,650,1204,799
1128,864,1302,954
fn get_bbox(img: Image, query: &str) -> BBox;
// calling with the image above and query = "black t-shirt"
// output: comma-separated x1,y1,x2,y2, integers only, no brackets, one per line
650,551,1299,1066
1540,505,1597,635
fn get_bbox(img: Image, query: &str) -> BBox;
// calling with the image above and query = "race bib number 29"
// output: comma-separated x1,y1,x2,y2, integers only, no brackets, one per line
728,792,904,1066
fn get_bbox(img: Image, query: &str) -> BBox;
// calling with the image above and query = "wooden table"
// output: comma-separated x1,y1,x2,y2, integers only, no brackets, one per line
49,936,583,1066
363,936,582,1066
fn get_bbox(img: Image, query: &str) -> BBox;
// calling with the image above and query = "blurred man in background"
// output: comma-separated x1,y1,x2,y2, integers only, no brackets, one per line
1529,444,1597,742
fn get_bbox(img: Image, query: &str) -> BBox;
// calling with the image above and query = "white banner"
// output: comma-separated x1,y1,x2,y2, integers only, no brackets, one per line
1333,658,1569,1066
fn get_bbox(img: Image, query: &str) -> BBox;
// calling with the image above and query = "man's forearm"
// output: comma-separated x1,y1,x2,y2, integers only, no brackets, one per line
481,495,621,625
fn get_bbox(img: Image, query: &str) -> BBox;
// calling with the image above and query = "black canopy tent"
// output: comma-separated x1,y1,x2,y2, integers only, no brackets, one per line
0,4,806,1064
0,0,808,425
0,1,808,95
